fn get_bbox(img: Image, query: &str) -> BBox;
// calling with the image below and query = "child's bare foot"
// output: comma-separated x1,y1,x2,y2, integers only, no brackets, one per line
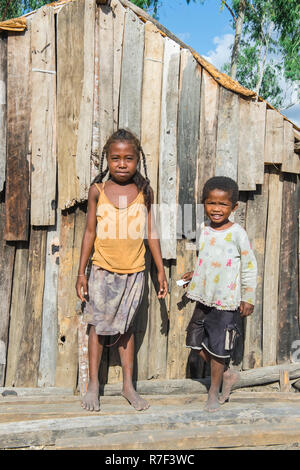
81,381,100,412
122,386,150,411
218,369,240,404
204,391,220,412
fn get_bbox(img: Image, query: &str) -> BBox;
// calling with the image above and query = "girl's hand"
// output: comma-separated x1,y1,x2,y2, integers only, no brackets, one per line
76,274,88,302
182,271,194,285
240,301,254,317
157,270,168,299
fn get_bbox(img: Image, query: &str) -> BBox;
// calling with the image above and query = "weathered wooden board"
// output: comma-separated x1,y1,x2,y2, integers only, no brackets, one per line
0,202,15,386
0,34,7,193
56,206,86,389
263,168,283,366
38,213,61,387
238,99,256,191
56,0,84,209
197,69,219,201
243,172,269,369
215,87,239,181
167,241,197,379
178,49,201,239
141,21,164,202
264,110,284,164
111,0,126,131
91,6,100,183
118,8,144,138
5,30,31,240
98,3,114,157
282,120,300,174
13,228,46,387
76,0,95,201
252,101,266,185
159,38,180,260
30,6,56,226
277,174,299,363
4,243,29,386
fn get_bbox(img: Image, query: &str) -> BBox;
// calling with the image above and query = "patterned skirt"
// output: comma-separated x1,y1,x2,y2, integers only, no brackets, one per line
83,265,145,336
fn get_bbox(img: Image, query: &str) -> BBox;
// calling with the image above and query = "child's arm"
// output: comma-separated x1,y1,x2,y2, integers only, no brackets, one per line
147,189,168,299
75,184,98,302
239,228,257,317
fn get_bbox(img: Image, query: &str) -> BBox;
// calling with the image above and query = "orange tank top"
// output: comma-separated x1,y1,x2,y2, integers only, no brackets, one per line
92,182,147,274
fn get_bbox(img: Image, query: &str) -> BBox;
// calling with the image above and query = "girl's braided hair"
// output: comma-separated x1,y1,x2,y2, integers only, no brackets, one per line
92,129,152,210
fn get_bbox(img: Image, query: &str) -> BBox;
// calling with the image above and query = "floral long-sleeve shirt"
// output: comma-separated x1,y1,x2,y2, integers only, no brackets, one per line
187,223,257,310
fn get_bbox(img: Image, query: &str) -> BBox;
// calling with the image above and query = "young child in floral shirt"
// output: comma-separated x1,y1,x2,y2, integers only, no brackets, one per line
182,176,257,412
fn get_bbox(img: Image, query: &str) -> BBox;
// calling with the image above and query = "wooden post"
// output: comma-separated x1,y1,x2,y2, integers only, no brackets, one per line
31,6,56,226
111,0,126,131
0,202,15,386
252,101,266,185
237,98,257,191
178,49,201,239
264,109,284,164
0,33,7,192
197,69,219,200
263,167,283,366
5,29,31,240
215,87,239,181
243,171,269,369
57,0,84,209
279,369,290,393
159,37,180,260
118,7,144,138
282,121,300,174
277,173,299,363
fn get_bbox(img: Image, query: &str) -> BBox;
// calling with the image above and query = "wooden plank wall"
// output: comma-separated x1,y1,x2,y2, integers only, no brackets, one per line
0,1,299,390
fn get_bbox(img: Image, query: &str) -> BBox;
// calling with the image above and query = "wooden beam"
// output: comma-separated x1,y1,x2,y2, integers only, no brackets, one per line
0,34,7,193
264,109,284,164
31,6,56,226
237,98,256,191
282,120,300,174
111,0,126,132
5,29,31,240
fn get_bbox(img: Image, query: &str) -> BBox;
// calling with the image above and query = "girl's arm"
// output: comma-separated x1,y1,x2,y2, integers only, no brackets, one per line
147,190,168,299
76,184,99,302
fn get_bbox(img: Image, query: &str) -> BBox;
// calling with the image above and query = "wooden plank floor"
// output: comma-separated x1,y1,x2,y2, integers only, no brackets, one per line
0,389,300,449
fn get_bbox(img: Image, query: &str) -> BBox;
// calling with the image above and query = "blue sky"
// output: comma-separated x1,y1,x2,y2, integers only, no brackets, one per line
152,0,299,126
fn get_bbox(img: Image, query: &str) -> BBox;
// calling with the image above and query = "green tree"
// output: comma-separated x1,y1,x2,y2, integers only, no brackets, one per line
0,0,53,21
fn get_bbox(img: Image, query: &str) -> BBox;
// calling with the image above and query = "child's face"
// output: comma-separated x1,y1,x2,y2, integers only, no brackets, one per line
107,140,139,184
204,189,237,227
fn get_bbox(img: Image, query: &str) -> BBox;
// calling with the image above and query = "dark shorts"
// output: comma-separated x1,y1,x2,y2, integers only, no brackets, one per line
186,302,240,359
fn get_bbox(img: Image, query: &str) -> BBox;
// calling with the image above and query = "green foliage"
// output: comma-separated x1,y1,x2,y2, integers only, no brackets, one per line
0,0,53,21
130,0,161,18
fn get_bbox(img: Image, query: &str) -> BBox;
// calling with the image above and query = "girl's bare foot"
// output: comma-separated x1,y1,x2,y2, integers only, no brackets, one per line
81,381,100,412
122,386,150,411
204,390,221,412
219,369,240,404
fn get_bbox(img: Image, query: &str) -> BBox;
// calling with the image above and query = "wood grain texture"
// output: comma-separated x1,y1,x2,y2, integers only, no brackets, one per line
111,0,126,131
38,213,61,387
91,6,100,183
264,110,284,164
177,49,201,239
0,34,7,193
56,0,84,209
141,21,164,203
118,8,144,138
76,0,95,201
282,120,300,174
5,30,31,240
31,6,56,225
252,101,266,185
215,87,239,181
243,172,269,369
197,69,219,201
159,38,180,260
238,98,256,191
0,201,15,386
14,227,47,387
263,168,283,366
277,174,299,363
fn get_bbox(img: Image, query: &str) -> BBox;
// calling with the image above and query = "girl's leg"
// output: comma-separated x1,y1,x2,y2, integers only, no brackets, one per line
118,329,149,411
198,348,224,412
81,326,105,411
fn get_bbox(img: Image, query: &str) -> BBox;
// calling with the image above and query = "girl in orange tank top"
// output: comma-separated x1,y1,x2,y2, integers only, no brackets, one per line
76,129,168,413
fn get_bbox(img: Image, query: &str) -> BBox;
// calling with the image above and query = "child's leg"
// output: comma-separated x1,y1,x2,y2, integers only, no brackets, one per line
118,329,149,411
81,326,104,411
198,349,224,412
218,360,240,404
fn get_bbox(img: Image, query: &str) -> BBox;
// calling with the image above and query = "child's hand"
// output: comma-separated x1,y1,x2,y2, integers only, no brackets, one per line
76,274,88,303
157,270,168,299
240,301,254,317
182,271,194,286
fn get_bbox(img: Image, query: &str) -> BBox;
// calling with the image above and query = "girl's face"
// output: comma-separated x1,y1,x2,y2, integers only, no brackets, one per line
204,189,238,228
107,140,139,184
